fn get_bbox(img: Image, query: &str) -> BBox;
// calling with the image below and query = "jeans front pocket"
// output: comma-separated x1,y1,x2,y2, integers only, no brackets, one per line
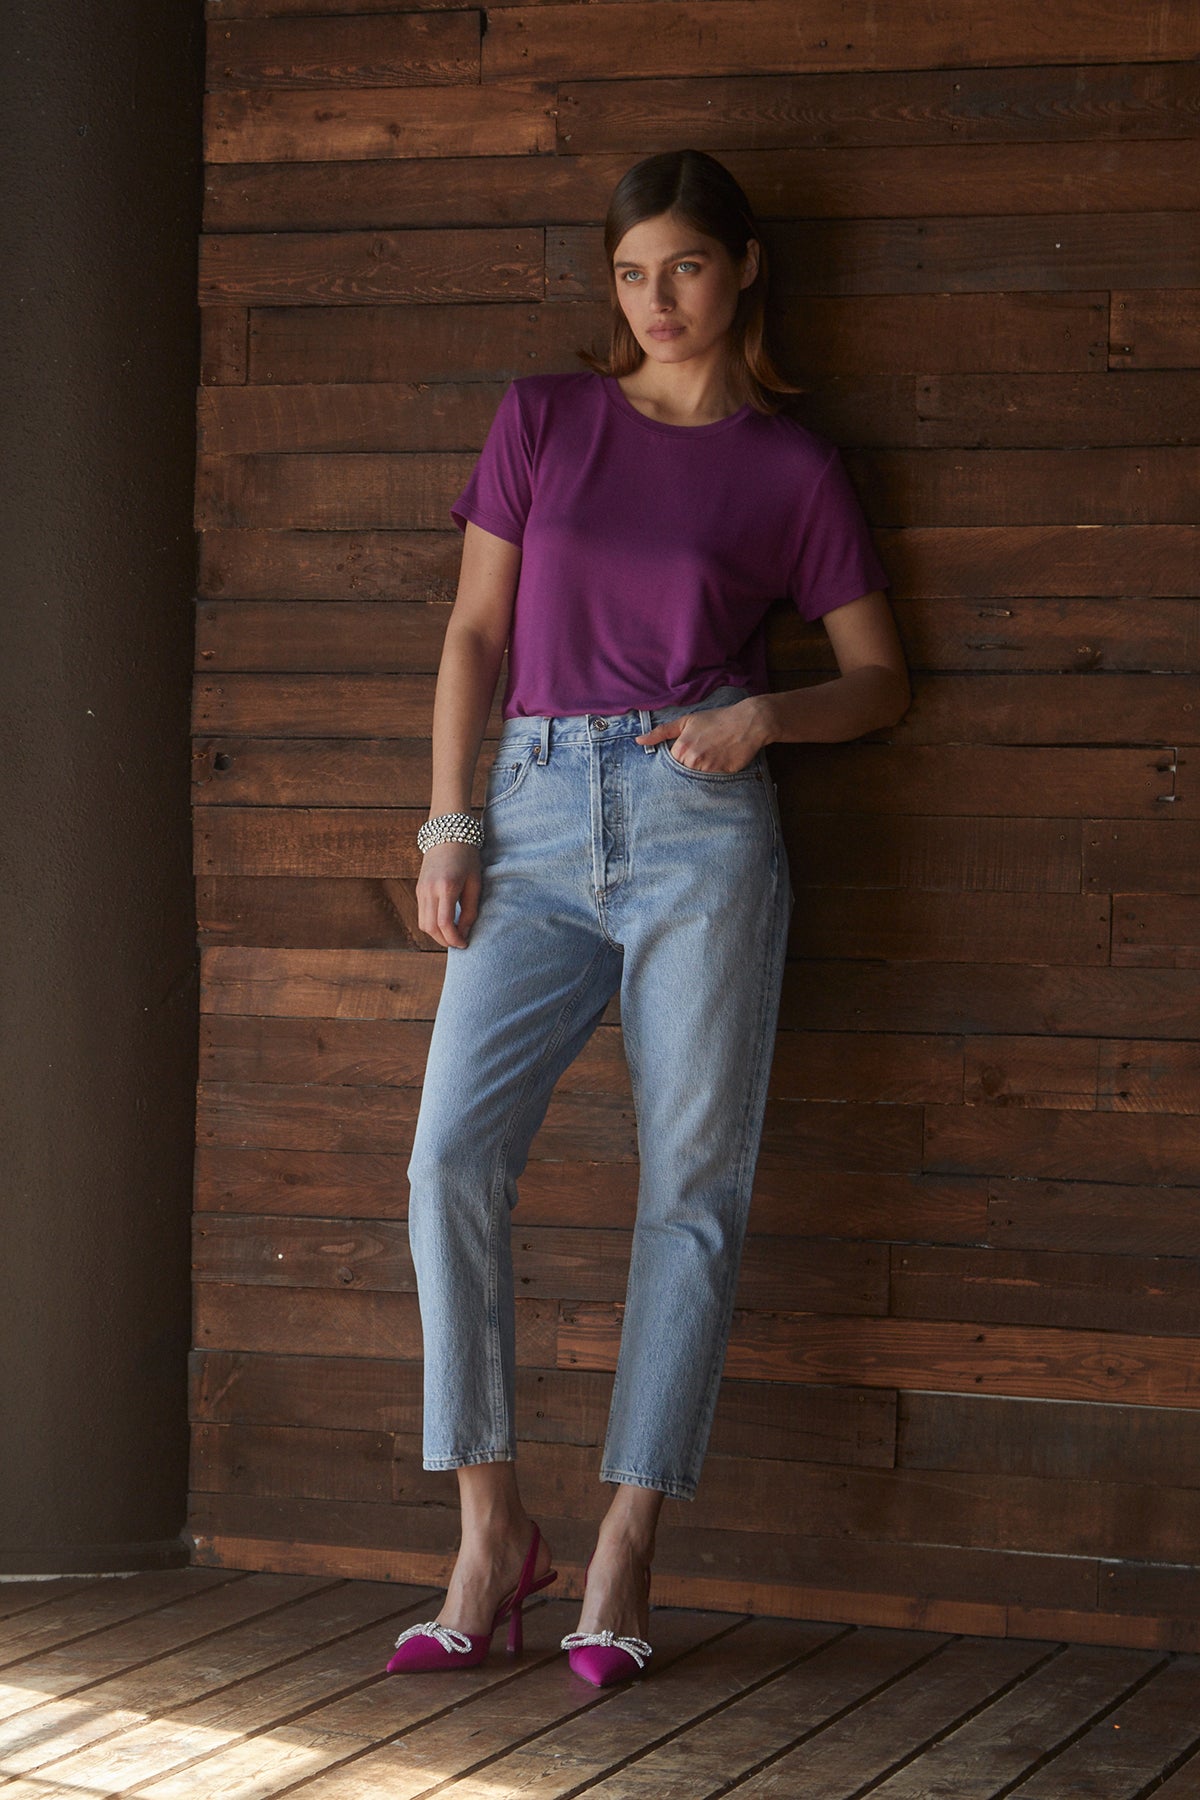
661,742,764,784
483,743,537,811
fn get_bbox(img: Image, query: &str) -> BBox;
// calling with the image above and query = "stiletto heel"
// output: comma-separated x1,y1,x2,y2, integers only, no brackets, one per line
386,1522,557,1674
561,1555,653,1687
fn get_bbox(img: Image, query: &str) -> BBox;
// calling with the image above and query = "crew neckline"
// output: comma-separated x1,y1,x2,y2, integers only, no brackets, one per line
602,374,754,436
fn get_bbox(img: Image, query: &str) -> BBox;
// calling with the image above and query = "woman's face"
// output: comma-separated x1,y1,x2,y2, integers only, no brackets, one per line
612,210,759,368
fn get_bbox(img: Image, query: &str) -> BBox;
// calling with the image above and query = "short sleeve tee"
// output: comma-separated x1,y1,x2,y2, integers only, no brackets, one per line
449,370,888,719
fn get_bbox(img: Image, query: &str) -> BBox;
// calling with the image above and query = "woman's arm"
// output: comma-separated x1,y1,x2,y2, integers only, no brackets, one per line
636,590,910,771
417,521,521,949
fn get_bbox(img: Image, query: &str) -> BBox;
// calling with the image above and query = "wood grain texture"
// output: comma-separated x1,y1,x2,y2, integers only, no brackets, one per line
548,216,1200,298
189,0,1200,1640
561,1307,1200,1410
204,142,1200,229
557,64,1200,152
204,86,555,164
199,229,544,305
1111,289,1200,367
237,295,1101,380
483,4,1200,81
205,13,479,90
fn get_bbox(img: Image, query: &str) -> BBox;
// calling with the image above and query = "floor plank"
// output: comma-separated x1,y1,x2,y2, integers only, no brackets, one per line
277,1603,749,1800
0,1573,334,1724
0,1579,102,1622
1005,1654,1200,1797
725,1635,1054,1795
864,1643,1165,1798
400,1617,860,1800
0,1578,437,1786
566,1625,962,1799
1151,1746,1200,1796
0,1569,241,1665
2,1575,1197,1800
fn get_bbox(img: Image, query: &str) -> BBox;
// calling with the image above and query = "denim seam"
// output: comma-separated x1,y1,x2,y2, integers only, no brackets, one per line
682,869,788,1494
480,934,620,1461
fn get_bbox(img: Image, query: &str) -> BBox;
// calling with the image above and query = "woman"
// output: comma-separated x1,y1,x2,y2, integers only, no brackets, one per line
386,149,910,1687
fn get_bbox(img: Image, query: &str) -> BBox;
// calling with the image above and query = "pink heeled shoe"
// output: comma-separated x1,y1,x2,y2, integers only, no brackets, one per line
386,1523,557,1673
561,1556,653,1687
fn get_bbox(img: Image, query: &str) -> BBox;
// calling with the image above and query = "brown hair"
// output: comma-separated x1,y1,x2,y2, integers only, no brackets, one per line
575,148,804,414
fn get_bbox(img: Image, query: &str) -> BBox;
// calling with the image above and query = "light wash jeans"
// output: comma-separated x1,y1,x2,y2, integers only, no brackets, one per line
407,685,794,1500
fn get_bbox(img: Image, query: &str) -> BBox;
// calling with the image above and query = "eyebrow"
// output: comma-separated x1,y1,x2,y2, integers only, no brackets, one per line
612,247,710,269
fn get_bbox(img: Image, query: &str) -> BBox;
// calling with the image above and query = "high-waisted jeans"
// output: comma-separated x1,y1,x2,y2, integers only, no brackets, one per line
407,685,794,1500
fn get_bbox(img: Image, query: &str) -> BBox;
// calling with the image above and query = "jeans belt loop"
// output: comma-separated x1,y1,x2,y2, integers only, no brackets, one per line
638,707,655,752
537,716,551,765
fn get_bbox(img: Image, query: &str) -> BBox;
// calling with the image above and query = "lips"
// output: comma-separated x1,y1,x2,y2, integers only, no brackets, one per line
648,326,684,339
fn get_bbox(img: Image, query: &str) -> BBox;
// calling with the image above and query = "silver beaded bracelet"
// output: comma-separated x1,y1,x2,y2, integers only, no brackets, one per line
416,811,484,854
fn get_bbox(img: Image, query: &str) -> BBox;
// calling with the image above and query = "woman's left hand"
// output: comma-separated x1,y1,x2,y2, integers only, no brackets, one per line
636,697,767,772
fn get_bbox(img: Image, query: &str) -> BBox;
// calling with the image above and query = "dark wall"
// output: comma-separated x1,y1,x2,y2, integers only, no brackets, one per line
0,3,204,1571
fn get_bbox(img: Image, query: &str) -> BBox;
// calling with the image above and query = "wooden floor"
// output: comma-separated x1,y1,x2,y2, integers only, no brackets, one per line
3,1570,1200,1798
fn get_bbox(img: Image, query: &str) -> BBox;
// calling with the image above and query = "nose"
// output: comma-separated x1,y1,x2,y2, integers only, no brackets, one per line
648,273,675,313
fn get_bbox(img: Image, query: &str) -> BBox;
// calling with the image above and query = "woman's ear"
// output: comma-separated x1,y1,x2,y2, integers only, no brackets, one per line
740,238,761,289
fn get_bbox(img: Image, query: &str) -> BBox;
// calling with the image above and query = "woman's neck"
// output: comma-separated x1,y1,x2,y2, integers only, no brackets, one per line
616,349,740,426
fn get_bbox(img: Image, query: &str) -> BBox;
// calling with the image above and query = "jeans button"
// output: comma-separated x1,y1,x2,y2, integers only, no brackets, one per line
590,716,608,731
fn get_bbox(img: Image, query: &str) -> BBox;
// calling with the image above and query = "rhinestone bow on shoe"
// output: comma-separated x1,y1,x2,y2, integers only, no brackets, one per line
561,1630,652,1668
386,1619,490,1672
563,1553,654,1686
384,1522,558,1674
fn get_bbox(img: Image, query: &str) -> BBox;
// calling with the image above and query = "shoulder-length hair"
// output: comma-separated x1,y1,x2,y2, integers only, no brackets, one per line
576,148,804,415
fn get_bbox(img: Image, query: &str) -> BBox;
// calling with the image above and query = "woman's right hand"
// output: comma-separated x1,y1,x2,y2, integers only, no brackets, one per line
416,841,482,950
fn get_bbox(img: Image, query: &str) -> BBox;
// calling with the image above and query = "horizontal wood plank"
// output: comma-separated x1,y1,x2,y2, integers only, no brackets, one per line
549,215,1200,298
203,140,1200,229
190,1350,897,1466
195,445,1200,527
195,373,1200,453
239,295,1103,382
925,1105,1200,1185
964,1036,1100,1109
556,64,1200,153
198,946,1200,1042
195,1013,961,1107
194,1281,556,1363
188,1428,1200,1565
833,372,1200,448
484,3,1200,80
199,228,543,304
205,13,478,89
891,1244,1200,1336
1111,289,1200,368
1085,821,1200,895
245,300,606,384
193,737,1172,817
204,85,555,163
192,1215,890,1314
199,305,247,384
193,736,452,808
1114,895,1200,968
192,1144,988,1242
899,1391,1200,1488
195,803,1088,891
561,1306,1200,1409
1098,1040,1200,1114
987,1176,1200,1257
199,528,461,602
790,890,1110,966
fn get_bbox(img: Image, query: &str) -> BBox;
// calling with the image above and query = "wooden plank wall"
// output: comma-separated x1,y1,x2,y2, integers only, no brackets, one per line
188,0,1200,1649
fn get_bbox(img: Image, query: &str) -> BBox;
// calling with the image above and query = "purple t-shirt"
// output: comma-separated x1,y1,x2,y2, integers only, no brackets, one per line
450,370,888,719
